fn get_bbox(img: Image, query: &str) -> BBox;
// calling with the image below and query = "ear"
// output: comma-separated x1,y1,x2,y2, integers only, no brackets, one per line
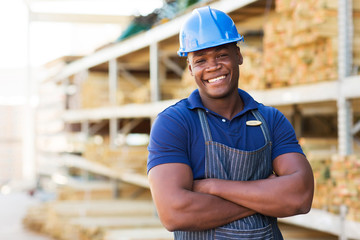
236,46,243,65
187,58,194,76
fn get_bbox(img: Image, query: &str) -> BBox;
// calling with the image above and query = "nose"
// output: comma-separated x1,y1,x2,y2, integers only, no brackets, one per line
205,59,221,72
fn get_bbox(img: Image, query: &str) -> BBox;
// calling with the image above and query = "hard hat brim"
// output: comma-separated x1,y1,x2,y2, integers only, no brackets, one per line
177,36,244,57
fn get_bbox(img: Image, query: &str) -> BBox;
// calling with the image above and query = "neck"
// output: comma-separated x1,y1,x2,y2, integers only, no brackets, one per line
201,92,244,120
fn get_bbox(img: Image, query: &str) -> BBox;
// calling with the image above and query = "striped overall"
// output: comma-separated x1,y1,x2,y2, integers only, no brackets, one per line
174,109,283,240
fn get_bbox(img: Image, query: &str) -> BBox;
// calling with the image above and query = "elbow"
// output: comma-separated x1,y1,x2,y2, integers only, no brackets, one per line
295,199,312,215
297,192,313,214
156,210,181,232
288,190,314,216
159,215,191,232
159,213,184,232
156,198,193,232
297,182,314,214
287,175,315,216
160,219,177,232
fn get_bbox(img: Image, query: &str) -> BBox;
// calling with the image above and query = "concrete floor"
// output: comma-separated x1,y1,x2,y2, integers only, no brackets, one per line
0,191,53,240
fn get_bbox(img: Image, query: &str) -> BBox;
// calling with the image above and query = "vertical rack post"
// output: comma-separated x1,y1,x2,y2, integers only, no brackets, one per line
339,205,348,240
109,58,118,149
150,42,160,102
337,0,353,156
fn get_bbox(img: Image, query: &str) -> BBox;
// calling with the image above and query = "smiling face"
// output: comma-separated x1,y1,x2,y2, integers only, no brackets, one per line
187,43,243,101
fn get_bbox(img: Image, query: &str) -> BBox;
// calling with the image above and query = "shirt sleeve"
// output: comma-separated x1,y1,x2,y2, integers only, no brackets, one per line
147,111,191,173
269,107,305,160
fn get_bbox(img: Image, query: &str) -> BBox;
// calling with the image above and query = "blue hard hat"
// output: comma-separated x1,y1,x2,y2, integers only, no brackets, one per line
177,6,244,57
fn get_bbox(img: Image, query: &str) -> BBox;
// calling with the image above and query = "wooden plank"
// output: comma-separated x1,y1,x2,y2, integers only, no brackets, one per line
279,208,360,239
48,199,155,217
279,222,337,239
57,181,115,201
63,216,163,240
62,99,178,122
63,154,150,188
68,216,162,229
104,228,173,240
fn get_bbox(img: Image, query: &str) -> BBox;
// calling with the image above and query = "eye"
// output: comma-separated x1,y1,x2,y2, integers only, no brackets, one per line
194,58,205,64
217,53,228,59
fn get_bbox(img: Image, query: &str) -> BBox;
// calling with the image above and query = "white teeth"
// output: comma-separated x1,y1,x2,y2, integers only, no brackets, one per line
208,75,225,83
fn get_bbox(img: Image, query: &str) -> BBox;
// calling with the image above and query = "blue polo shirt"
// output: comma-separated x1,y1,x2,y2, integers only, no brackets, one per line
147,89,304,179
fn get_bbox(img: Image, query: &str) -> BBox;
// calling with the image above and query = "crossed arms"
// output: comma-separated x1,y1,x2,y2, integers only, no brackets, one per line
148,152,314,232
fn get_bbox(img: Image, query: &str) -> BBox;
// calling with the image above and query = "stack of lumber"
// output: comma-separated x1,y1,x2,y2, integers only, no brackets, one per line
80,72,150,108
329,155,360,221
22,203,49,234
174,0,360,94
83,139,148,175
23,199,168,240
81,72,110,108
172,66,197,99
299,137,360,222
239,46,266,91
263,0,341,87
161,78,190,100
104,228,173,240
299,137,338,160
56,181,115,201
310,154,360,222
278,222,337,239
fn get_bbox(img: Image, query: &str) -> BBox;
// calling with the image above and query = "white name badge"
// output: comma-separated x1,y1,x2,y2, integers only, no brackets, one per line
246,120,262,126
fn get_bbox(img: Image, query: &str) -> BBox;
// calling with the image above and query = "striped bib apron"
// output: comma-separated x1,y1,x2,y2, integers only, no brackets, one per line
174,109,283,240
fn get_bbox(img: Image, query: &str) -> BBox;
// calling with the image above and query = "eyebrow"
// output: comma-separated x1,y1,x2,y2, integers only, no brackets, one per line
192,45,230,57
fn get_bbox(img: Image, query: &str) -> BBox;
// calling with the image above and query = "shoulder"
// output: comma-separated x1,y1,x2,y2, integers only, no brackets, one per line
152,98,199,136
256,104,296,140
157,98,197,124
256,104,286,125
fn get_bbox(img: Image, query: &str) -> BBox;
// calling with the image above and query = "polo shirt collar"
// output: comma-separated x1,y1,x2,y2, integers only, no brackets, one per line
187,89,259,115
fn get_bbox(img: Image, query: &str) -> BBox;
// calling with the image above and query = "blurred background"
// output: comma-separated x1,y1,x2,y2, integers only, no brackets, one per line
0,0,360,239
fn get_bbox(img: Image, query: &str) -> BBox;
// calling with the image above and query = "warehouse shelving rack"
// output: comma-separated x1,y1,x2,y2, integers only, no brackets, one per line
36,0,360,238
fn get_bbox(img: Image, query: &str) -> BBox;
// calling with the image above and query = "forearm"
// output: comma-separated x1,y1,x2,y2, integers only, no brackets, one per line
195,153,314,218
148,163,255,232
206,174,311,217
153,187,255,231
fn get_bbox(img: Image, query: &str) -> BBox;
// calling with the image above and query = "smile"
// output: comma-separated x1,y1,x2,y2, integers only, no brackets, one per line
207,75,226,83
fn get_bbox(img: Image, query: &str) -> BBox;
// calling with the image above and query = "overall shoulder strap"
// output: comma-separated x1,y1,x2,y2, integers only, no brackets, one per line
197,109,212,142
251,109,271,143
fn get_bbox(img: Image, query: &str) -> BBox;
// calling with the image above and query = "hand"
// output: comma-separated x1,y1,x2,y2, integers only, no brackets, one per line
193,178,218,194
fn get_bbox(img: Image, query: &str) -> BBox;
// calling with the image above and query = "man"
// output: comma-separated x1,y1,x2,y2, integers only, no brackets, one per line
147,6,314,240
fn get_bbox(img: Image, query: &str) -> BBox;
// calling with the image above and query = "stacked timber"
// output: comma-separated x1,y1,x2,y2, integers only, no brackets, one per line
299,137,338,160
23,199,165,240
104,228,173,240
309,154,360,222
161,78,190,100
22,203,49,234
83,136,148,175
175,0,360,93
80,72,150,108
56,181,115,201
239,46,266,91
81,72,110,108
299,137,360,222
172,66,197,99
264,0,339,87
329,155,360,221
